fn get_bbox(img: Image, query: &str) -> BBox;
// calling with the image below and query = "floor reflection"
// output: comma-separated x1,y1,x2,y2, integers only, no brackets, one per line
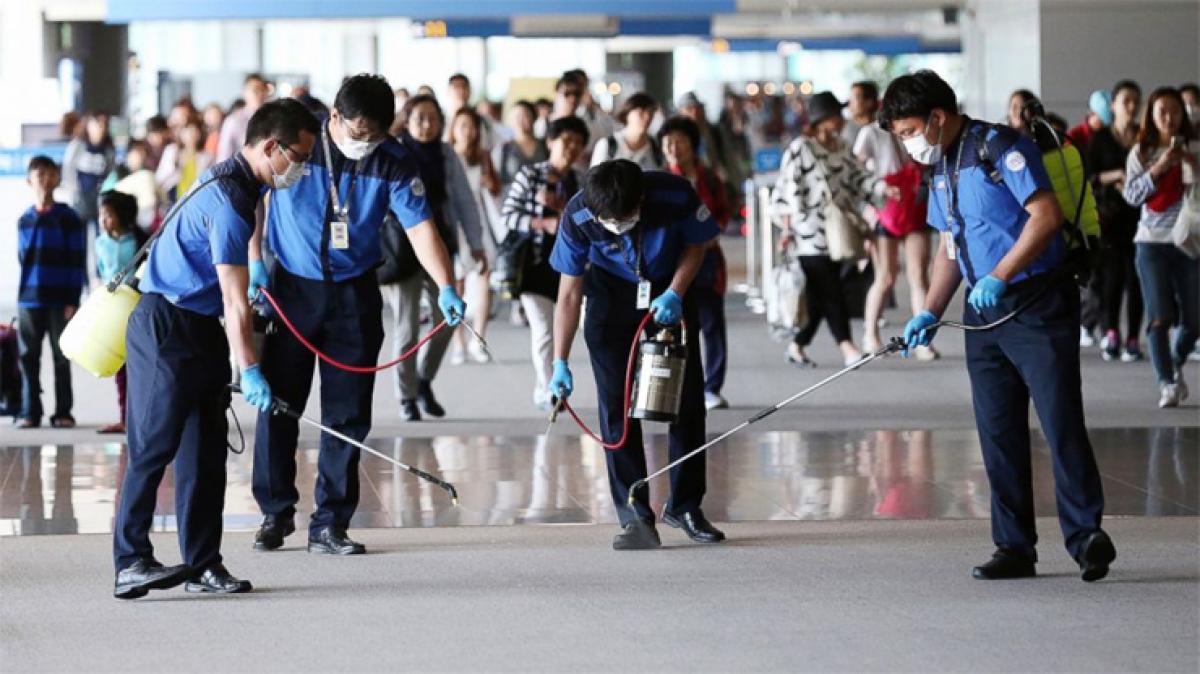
1,427,1195,536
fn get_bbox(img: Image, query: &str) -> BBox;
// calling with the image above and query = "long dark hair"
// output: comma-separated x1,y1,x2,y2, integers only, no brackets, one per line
1136,87,1196,161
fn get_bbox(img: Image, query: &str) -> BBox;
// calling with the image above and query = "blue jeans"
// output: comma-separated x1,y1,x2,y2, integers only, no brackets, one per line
1134,243,1200,385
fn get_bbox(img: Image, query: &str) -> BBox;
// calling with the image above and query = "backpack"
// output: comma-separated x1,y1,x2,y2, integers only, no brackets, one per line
606,135,665,168
971,123,1100,283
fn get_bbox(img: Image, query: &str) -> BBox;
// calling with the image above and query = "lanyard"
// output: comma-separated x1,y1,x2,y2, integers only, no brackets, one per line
621,227,644,281
939,126,967,229
321,122,359,220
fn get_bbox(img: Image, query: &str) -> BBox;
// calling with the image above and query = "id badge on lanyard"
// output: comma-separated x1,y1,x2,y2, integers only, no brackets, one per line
636,280,651,310
331,213,351,250
323,125,355,251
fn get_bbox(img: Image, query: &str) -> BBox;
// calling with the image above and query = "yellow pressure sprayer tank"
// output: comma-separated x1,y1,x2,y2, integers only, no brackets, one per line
59,281,142,378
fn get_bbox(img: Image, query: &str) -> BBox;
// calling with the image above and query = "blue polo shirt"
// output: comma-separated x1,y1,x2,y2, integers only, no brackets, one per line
550,171,719,283
141,154,261,316
928,118,1063,286
267,118,432,282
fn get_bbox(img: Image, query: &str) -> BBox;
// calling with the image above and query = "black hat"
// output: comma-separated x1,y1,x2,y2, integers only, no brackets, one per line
806,91,845,126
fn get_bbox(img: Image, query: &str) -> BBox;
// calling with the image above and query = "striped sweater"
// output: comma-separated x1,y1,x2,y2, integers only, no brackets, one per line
17,203,87,308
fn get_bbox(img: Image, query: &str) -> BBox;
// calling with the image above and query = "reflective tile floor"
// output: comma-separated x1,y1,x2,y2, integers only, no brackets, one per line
1,427,1195,536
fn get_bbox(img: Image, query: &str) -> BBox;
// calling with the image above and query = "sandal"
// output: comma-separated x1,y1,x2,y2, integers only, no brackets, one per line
50,415,76,429
97,422,126,434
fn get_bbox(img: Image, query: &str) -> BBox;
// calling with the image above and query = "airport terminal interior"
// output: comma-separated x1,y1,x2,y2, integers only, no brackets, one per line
1,1,1198,672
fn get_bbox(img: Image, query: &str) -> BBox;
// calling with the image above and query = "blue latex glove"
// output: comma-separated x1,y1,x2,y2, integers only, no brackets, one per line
967,275,1007,312
240,364,273,412
903,311,940,352
247,259,269,302
649,289,683,325
438,285,467,327
549,359,573,400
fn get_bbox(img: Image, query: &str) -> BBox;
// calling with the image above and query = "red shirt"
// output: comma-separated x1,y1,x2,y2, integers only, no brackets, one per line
669,162,730,293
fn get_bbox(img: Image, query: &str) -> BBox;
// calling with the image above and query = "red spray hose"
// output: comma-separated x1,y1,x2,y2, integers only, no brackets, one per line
558,312,657,451
258,288,449,374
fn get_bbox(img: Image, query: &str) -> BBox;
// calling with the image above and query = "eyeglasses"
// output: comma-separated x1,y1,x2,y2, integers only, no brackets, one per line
277,140,312,163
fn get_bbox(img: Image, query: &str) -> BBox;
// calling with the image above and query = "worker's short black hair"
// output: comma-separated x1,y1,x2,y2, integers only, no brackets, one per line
583,159,644,221
878,70,958,132
657,115,701,151
245,98,320,147
334,73,395,134
851,80,880,100
547,116,589,143
27,155,58,174
98,190,138,228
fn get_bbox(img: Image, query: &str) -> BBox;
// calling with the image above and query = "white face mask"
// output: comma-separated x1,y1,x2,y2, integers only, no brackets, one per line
902,113,944,165
335,117,383,161
599,210,640,235
270,146,305,189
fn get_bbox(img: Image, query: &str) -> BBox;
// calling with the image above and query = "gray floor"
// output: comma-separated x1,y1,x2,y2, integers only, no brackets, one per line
1,518,1198,673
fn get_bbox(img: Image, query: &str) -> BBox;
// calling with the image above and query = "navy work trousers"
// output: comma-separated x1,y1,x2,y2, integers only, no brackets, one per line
113,293,231,571
963,275,1105,560
252,267,384,535
583,268,707,527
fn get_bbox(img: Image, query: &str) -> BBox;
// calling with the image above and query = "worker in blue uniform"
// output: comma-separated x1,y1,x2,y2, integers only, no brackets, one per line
880,70,1115,582
113,99,319,599
548,159,726,550
251,74,465,556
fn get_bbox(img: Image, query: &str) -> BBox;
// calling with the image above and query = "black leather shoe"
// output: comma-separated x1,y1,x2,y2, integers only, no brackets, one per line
612,519,661,551
972,549,1036,580
662,510,726,543
253,514,295,551
184,563,252,594
308,526,367,555
417,379,445,418
1076,530,1116,582
114,558,192,600
401,399,421,422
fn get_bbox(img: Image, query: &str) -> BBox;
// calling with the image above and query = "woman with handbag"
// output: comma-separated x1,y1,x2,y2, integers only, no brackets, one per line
772,91,892,368
500,116,589,410
854,119,937,360
1123,86,1199,408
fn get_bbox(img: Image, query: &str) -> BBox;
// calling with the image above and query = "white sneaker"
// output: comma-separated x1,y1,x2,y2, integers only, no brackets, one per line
1175,375,1189,403
449,350,466,366
1079,327,1096,348
704,392,729,410
1158,383,1180,408
468,341,492,364
914,345,940,362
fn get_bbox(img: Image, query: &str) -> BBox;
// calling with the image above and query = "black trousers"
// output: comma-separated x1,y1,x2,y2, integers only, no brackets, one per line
794,255,852,347
583,268,707,526
692,285,728,396
963,276,1105,560
252,267,385,535
17,306,72,420
1101,242,1143,341
113,294,230,571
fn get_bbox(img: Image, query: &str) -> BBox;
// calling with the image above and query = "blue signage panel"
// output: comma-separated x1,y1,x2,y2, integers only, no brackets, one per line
108,1,736,23
753,147,782,174
0,147,66,177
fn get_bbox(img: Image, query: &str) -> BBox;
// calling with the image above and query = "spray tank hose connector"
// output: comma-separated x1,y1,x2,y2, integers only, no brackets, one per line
256,287,449,374
556,312,663,451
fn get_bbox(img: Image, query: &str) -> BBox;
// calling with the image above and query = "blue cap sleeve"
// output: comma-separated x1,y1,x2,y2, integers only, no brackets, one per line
996,134,1052,206
389,166,434,229
208,204,252,266
549,203,590,277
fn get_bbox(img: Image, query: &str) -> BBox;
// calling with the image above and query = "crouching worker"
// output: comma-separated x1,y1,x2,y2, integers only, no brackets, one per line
548,159,725,550
112,99,319,599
